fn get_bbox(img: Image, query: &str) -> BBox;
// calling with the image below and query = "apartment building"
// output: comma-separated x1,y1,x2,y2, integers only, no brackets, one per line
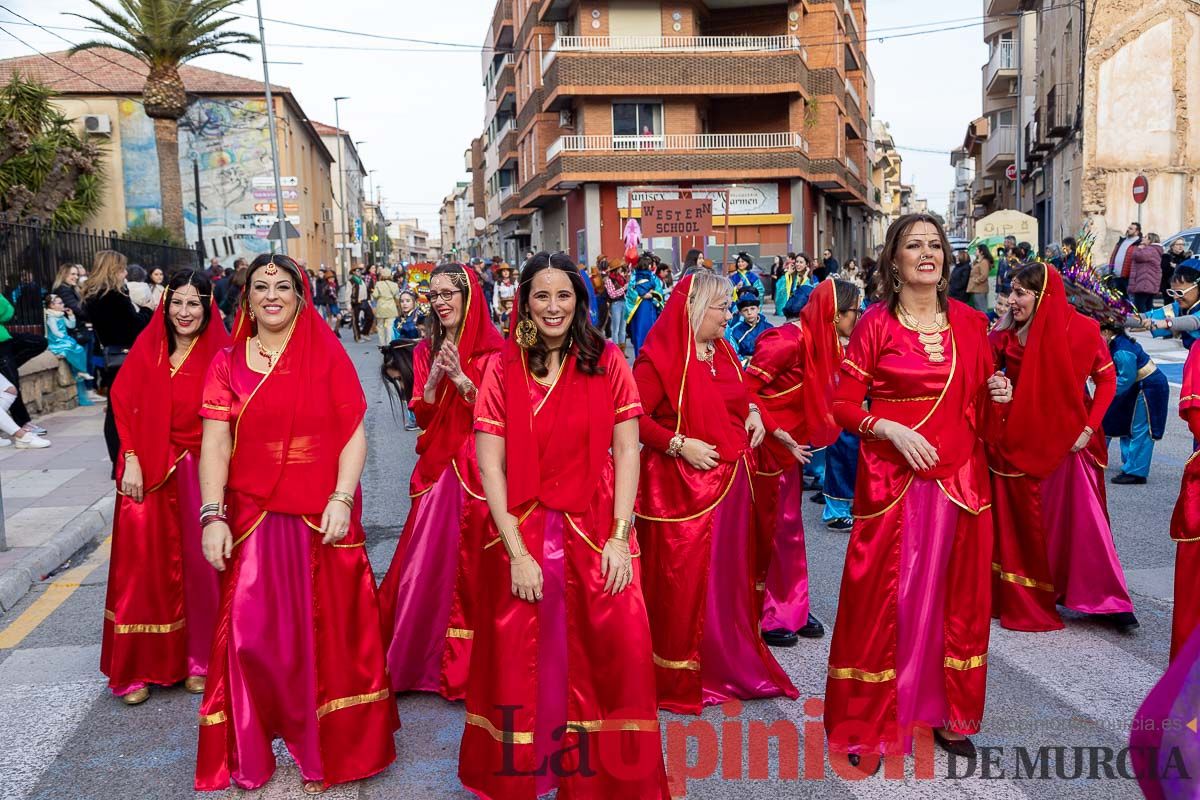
476,0,877,267
947,147,975,240
389,218,432,263
871,119,903,247
439,182,472,260
313,122,367,278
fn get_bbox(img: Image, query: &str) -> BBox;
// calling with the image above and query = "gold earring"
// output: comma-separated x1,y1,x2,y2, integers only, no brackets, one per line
937,276,948,291
514,318,538,349
249,308,255,320
892,274,903,291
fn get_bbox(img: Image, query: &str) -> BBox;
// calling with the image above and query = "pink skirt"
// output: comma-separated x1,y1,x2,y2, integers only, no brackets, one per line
700,469,797,707
760,462,810,632
226,513,324,788
383,467,464,692
1041,451,1134,615
534,511,567,798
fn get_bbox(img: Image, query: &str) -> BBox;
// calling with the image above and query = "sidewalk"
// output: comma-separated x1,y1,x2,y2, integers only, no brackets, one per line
0,402,114,611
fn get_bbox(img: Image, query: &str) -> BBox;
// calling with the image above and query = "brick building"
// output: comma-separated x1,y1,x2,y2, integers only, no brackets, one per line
475,0,877,268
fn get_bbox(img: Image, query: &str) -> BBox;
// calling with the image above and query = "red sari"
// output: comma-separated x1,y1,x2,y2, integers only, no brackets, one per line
1171,345,1200,660
101,301,229,696
194,299,397,791
635,275,797,715
460,340,669,800
824,300,1000,755
988,268,1131,632
377,270,501,699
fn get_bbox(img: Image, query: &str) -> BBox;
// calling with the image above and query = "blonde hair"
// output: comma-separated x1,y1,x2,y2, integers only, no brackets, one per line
81,250,128,301
52,263,80,290
687,270,732,335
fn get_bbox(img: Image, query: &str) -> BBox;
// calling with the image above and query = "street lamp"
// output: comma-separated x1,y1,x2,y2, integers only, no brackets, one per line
333,96,350,281
255,0,288,255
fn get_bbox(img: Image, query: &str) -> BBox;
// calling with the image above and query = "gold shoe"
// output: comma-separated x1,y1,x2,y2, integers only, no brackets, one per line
301,780,326,795
121,687,150,706
183,676,206,694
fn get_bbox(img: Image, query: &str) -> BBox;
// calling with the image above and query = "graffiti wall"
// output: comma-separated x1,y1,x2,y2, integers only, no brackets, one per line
116,99,161,227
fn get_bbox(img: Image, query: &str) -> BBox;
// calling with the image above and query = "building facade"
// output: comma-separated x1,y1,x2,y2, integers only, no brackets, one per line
947,147,975,240
314,122,367,278
0,49,338,270
476,0,878,269
870,119,903,247
388,218,432,264
440,182,472,261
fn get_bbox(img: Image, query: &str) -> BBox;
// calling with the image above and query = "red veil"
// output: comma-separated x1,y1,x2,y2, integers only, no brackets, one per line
635,274,747,462
500,309,612,516
411,268,502,492
111,295,230,486
996,266,1101,479
799,280,844,448
228,269,366,516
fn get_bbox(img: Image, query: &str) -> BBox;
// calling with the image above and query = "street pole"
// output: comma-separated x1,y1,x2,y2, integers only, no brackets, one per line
193,155,204,266
1014,9,1023,212
334,97,350,283
255,0,288,256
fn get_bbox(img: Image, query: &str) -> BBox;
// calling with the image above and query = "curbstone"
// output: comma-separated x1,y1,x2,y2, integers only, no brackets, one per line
0,494,115,612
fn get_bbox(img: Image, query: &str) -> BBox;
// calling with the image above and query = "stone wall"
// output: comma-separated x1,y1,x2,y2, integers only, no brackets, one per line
17,352,80,416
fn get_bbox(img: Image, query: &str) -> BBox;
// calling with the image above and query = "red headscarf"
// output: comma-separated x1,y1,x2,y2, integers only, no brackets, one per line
501,268,613,515
111,290,230,487
997,265,1102,478
635,274,747,462
228,259,367,515
799,280,844,448
412,267,502,490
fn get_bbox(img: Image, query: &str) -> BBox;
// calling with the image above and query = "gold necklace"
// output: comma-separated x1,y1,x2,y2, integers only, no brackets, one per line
254,336,283,369
697,342,717,376
898,305,948,363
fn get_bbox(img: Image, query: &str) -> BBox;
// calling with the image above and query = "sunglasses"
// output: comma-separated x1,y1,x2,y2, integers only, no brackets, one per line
1166,283,1198,300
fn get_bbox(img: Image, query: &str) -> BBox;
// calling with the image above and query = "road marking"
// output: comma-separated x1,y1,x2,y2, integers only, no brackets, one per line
0,536,111,650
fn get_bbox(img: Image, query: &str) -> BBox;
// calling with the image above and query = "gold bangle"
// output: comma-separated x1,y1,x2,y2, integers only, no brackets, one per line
503,530,530,561
610,518,632,543
666,433,685,458
122,450,137,460
328,491,354,509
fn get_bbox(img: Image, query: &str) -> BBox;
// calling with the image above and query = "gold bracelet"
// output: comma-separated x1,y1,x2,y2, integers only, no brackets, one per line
503,529,530,561
328,491,354,509
610,518,632,543
666,433,685,458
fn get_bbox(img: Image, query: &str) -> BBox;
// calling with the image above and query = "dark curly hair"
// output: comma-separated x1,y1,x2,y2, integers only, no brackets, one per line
518,252,606,377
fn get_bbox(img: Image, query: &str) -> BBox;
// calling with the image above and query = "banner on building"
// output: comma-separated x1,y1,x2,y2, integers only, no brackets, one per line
641,199,714,237
618,183,779,216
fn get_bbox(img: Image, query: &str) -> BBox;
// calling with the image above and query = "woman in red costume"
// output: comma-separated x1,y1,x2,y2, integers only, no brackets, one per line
101,270,229,705
1171,344,1200,659
746,280,861,646
460,252,668,799
377,264,501,699
989,262,1138,635
636,270,798,715
195,255,397,794
824,214,1013,769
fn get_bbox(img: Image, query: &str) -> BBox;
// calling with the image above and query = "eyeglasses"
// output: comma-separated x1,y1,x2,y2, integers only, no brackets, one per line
1166,283,1199,299
429,289,462,304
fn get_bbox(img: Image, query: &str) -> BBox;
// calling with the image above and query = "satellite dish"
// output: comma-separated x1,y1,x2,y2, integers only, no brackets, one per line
473,216,487,232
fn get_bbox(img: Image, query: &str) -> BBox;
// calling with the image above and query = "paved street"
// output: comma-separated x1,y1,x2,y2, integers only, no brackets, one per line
0,331,1194,800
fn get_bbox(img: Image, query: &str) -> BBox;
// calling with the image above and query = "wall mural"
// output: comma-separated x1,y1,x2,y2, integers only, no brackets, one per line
116,99,161,227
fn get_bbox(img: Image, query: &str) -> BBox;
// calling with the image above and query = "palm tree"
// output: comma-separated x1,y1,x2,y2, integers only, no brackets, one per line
69,0,257,240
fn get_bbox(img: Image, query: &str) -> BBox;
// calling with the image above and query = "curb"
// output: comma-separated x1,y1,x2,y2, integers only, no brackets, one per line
0,494,115,612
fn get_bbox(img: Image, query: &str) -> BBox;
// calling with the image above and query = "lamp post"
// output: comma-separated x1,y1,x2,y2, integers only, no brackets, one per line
255,0,288,255
366,168,377,266
333,97,350,282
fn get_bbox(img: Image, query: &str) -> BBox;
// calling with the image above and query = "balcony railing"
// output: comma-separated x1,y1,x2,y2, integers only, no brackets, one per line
1045,83,1073,136
984,39,1016,95
982,125,1016,169
541,34,803,73
845,155,861,178
546,132,809,161
845,77,860,111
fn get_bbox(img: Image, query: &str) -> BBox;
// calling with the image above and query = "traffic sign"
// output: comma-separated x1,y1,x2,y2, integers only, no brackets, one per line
1005,164,1018,181
1133,174,1149,205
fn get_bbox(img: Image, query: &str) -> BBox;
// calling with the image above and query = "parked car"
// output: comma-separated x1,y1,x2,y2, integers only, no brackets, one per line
1164,227,1200,255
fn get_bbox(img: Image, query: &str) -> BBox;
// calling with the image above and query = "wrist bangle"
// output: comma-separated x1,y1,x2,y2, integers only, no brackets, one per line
748,403,760,415
328,491,354,509
201,514,227,529
666,433,686,458
503,530,530,561
610,518,632,543
1082,426,1094,436
123,450,137,460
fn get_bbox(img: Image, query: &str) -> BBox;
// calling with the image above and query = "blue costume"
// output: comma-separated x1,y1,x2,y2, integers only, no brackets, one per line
729,268,765,306
1143,298,1200,350
1104,333,1170,479
821,430,859,522
726,315,772,365
45,311,93,406
625,269,664,356
580,267,598,326
392,310,423,342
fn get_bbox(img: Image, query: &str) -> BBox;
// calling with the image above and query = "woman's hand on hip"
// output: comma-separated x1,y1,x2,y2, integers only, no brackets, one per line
510,554,543,603
320,500,352,545
600,538,632,595
202,522,232,571
875,419,940,472
680,438,720,471
120,457,144,503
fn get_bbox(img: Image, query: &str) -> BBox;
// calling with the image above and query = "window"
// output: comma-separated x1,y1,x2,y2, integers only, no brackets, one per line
612,102,663,146
994,109,1014,128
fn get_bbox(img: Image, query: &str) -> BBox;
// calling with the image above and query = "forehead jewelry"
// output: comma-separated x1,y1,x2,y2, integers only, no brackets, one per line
265,256,279,276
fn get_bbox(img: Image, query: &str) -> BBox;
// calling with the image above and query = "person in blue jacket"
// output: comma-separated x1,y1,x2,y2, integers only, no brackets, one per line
1132,260,1200,349
726,292,772,365
1101,319,1170,484
729,251,765,305
625,252,665,356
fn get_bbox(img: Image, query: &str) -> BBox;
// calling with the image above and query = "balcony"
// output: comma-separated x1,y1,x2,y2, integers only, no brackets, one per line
496,120,517,167
986,0,1021,15
845,77,861,114
809,159,870,206
984,40,1016,97
499,185,526,219
845,153,861,179
540,43,809,110
982,125,1016,173
1045,84,1073,137
490,0,513,51
542,34,805,73
543,132,811,188
493,56,514,105
1025,122,1043,163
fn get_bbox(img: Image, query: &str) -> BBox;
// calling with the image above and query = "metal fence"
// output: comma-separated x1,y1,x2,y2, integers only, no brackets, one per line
0,221,200,302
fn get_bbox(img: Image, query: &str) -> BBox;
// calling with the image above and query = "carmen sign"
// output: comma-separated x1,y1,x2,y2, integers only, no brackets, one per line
641,199,714,237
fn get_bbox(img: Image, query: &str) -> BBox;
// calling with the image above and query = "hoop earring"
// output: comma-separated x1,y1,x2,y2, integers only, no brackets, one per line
892,274,903,292
515,318,538,349
937,276,948,292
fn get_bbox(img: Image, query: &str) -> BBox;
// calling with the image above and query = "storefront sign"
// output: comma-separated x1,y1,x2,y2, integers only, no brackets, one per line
641,199,713,237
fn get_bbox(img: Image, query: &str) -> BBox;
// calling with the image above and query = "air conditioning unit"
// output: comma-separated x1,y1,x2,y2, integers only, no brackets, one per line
559,109,575,128
83,114,112,135
321,207,334,222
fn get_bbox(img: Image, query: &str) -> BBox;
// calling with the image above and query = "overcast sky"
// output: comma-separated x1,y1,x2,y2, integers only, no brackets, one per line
1,0,985,235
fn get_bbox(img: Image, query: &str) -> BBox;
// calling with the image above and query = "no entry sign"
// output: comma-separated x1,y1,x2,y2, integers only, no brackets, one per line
1005,164,1018,181
1133,174,1149,205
